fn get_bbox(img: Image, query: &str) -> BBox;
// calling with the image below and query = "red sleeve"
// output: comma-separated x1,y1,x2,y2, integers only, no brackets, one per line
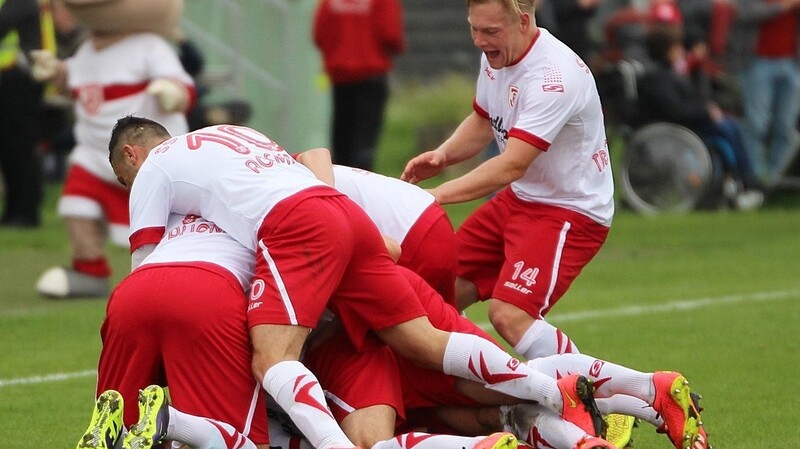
377,0,407,55
473,98,490,119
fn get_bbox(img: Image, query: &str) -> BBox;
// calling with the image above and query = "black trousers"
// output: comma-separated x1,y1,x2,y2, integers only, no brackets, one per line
331,75,389,170
0,68,44,225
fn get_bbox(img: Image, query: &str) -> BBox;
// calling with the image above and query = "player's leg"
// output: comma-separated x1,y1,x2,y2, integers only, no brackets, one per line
122,385,263,449
375,319,604,437
247,196,362,449
488,203,607,360
528,354,707,449
303,330,403,449
95,270,167,429
160,265,268,445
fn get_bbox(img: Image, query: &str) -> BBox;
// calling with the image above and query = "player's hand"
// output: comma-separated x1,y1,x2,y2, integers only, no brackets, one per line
147,78,188,113
401,150,446,184
29,50,59,82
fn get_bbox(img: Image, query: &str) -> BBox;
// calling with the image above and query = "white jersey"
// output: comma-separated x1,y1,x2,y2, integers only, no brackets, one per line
67,33,192,183
474,28,614,225
129,125,327,252
333,165,435,244
141,213,255,289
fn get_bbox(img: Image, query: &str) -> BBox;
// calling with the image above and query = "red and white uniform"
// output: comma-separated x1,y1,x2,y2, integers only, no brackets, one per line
460,29,613,316
305,267,499,431
333,165,458,304
129,125,426,348
59,33,193,243
98,213,267,443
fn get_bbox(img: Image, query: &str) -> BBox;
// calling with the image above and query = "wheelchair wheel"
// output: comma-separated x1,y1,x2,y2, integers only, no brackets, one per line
619,123,714,214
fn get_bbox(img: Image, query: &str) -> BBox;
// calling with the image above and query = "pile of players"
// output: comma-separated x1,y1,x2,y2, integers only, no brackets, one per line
71,2,709,449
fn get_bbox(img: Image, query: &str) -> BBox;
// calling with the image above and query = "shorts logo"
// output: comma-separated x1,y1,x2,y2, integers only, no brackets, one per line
249,279,266,301
542,83,564,93
509,85,519,108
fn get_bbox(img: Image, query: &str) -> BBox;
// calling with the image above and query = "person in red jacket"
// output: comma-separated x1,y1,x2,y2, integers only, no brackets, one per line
313,0,406,170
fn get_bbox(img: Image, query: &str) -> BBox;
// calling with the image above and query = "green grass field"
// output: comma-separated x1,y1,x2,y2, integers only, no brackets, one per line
2,181,799,448
2,76,800,447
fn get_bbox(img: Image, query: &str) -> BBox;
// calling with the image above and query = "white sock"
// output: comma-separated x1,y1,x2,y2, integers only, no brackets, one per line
268,418,314,449
167,407,257,449
372,432,487,449
527,354,654,400
522,409,587,449
262,361,354,449
596,395,662,427
513,319,580,359
442,332,562,413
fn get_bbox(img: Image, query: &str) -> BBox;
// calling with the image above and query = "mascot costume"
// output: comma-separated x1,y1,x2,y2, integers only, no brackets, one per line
32,0,194,298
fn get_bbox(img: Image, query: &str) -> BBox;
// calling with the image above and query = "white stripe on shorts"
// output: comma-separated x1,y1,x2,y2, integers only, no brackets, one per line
258,239,298,325
541,220,570,314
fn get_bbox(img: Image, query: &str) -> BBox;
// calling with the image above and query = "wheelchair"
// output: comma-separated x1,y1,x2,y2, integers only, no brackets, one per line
597,59,726,214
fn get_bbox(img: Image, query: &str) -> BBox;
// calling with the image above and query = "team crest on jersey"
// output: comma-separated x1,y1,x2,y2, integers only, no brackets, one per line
509,85,520,108
78,84,104,115
542,83,565,93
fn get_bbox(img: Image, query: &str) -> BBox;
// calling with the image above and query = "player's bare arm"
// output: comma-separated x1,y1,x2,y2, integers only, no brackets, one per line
430,137,542,204
401,111,493,183
295,147,335,186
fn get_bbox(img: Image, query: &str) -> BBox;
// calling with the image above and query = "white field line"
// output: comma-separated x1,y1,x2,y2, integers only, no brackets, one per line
0,369,96,388
2,289,798,388
475,289,800,330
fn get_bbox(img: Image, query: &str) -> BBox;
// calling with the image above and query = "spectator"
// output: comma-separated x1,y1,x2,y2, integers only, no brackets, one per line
727,0,800,187
313,0,406,170
0,0,55,228
638,24,764,209
550,0,604,65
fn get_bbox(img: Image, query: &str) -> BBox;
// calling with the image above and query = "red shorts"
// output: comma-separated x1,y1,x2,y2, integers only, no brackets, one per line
457,188,609,318
398,203,458,307
247,191,426,349
62,164,130,225
303,330,405,425
97,263,268,444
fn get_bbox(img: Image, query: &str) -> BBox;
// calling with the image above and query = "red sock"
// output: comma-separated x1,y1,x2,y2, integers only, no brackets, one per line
72,258,111,278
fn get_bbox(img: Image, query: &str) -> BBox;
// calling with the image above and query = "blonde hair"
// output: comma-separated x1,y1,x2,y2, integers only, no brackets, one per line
466,0,535,18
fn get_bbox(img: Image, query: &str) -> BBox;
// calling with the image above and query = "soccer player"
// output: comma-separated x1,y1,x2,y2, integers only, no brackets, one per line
296,149,458,305
401,0,612,365
75,213,268,449
108,117,605,449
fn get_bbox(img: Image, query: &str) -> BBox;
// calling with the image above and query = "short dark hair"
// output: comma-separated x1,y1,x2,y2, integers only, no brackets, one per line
108,115,171,164
645,24,683,64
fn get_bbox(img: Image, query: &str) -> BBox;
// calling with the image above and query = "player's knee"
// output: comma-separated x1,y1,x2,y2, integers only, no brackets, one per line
487,300,532,344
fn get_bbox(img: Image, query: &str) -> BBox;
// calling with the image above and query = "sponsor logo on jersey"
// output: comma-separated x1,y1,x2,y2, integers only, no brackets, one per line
484,66,495,81
542,83,564,93
491,116,509,143
509,85,520,108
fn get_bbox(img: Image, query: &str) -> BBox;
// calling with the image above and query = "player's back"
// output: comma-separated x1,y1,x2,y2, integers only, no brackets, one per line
332,165,434,244
133,125,327,250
